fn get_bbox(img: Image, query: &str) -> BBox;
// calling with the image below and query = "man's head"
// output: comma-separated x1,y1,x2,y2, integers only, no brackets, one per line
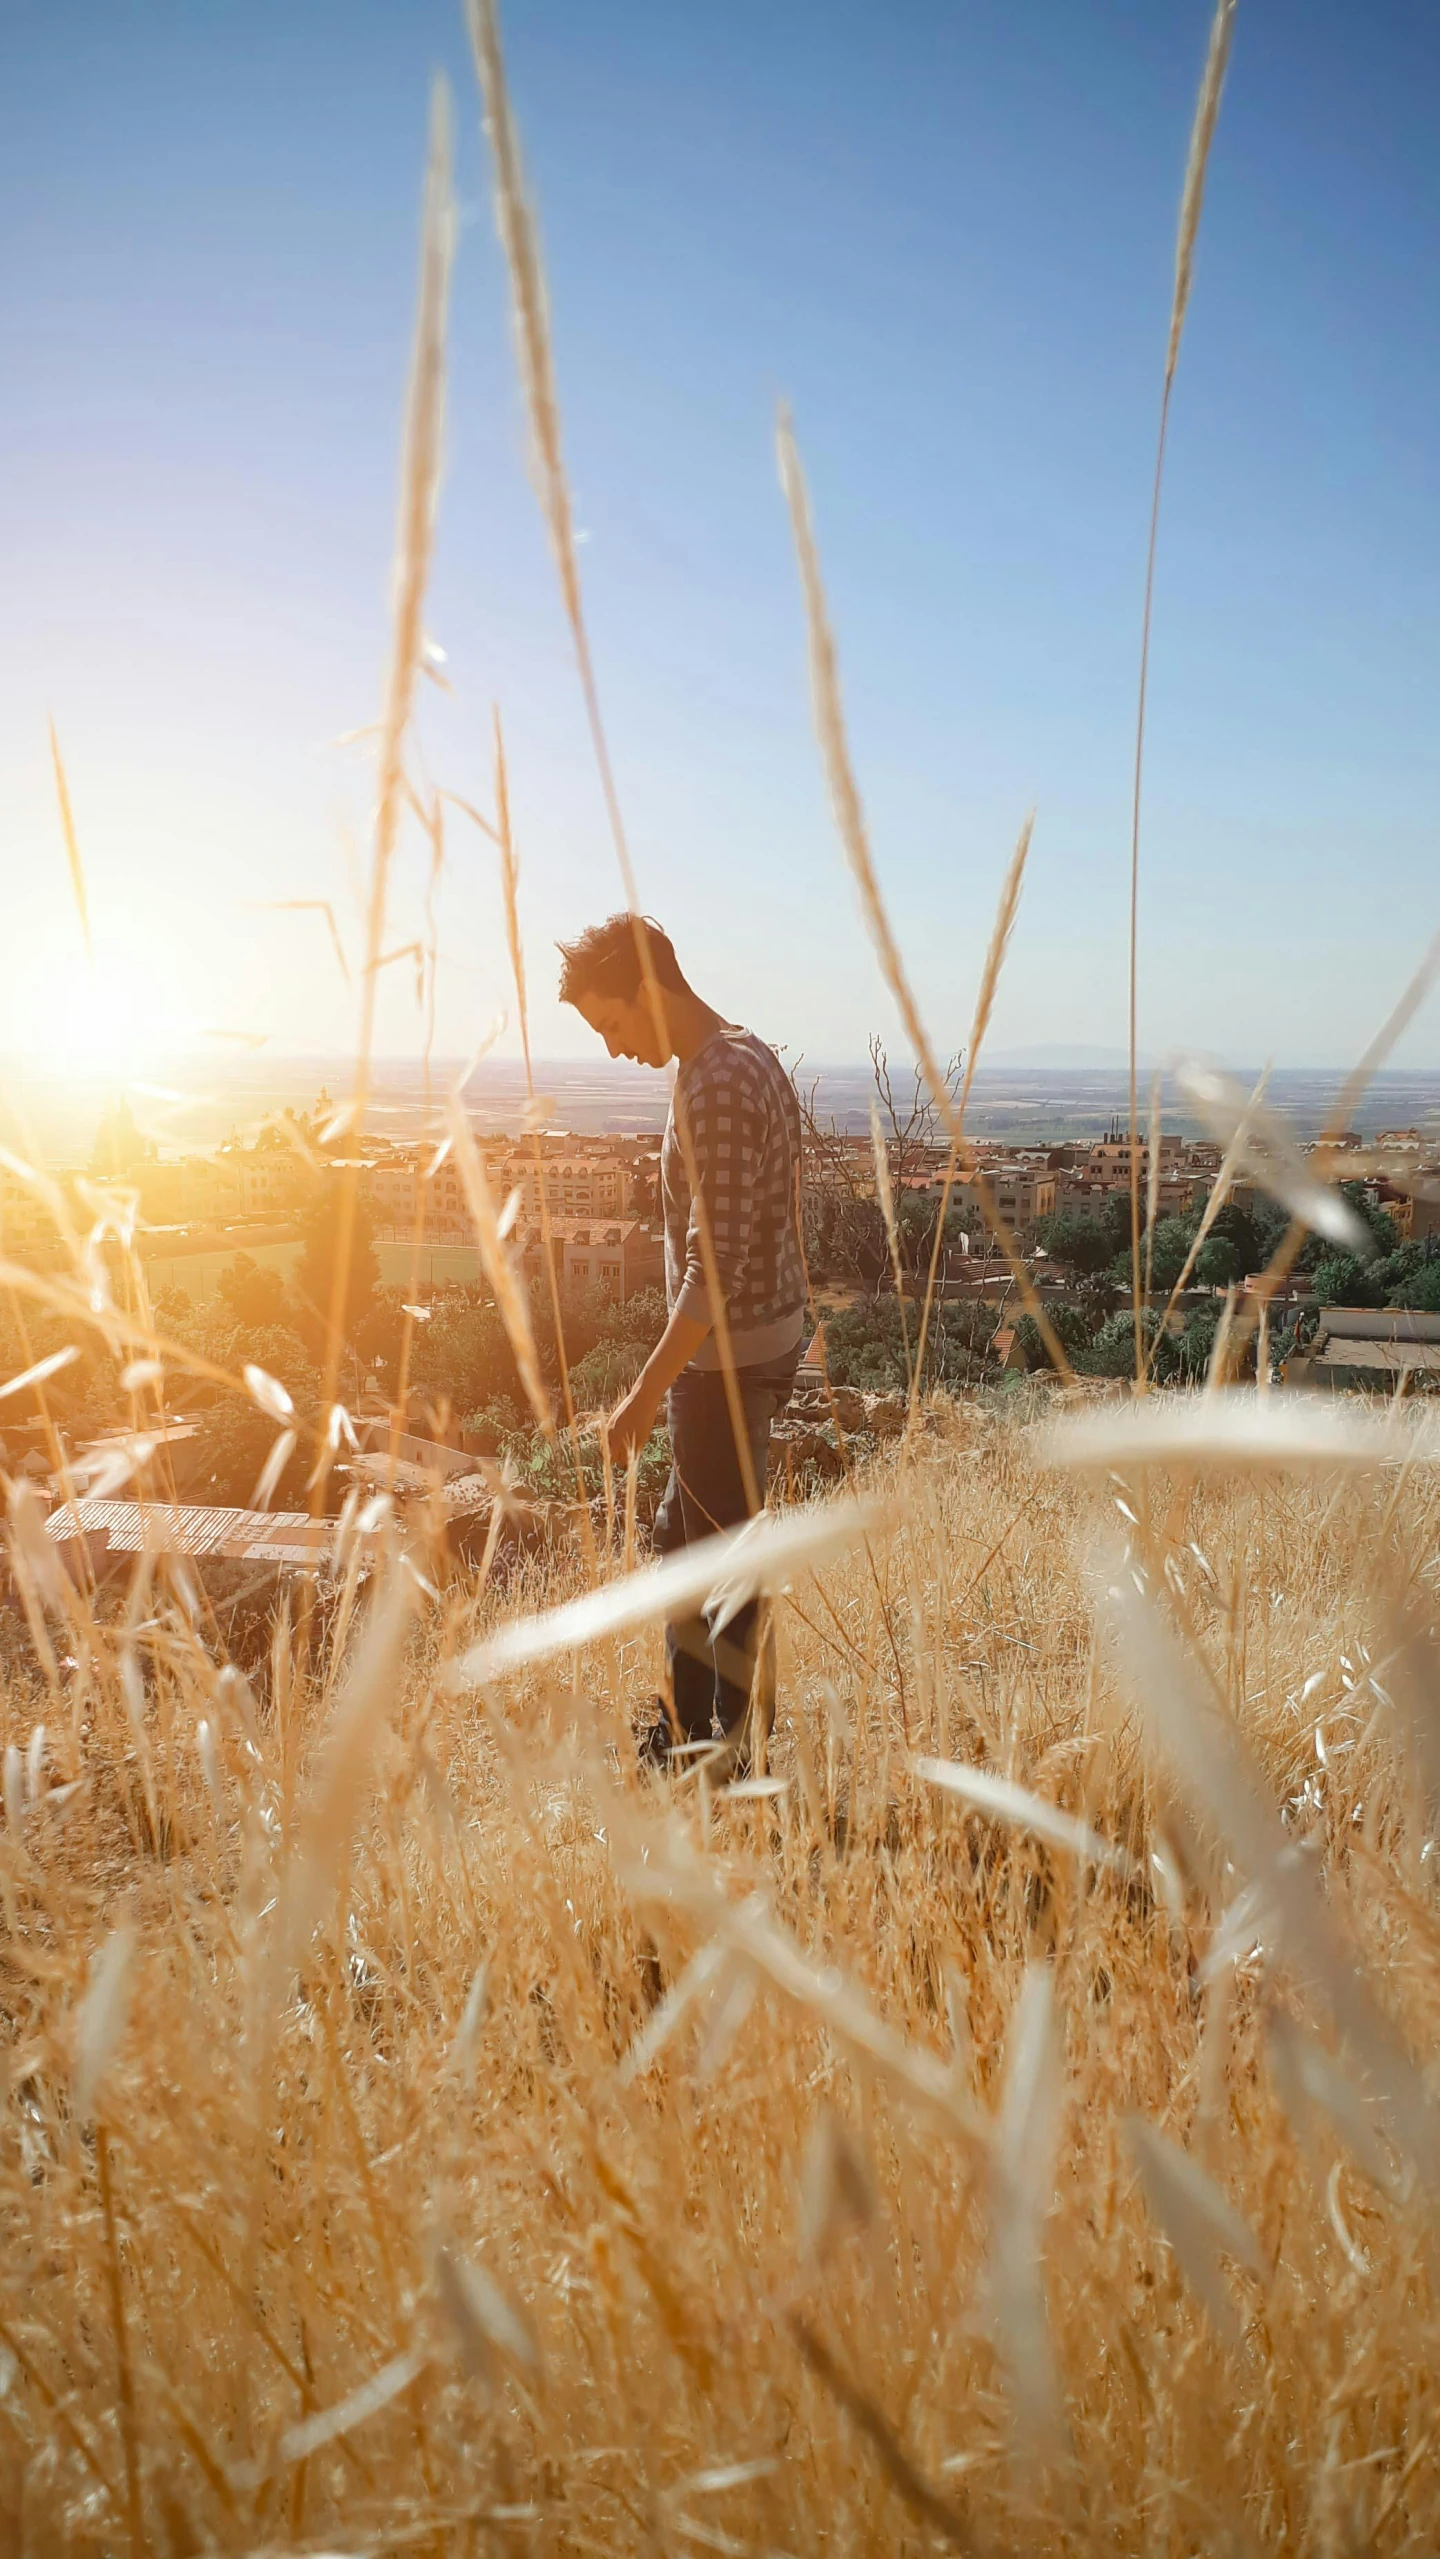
556,913,691,1069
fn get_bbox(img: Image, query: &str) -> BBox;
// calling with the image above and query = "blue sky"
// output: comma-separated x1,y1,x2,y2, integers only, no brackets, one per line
1,0,1437,1073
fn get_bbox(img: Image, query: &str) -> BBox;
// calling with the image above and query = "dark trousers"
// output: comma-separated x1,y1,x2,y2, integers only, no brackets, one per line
652,1352,798,1746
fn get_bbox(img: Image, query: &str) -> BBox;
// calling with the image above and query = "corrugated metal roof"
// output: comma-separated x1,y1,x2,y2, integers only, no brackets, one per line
80,1421,200,1450
344,1453,447,1496
1313,1339,1440,1375
1322,1306,1440,1343
44,1500,332,1564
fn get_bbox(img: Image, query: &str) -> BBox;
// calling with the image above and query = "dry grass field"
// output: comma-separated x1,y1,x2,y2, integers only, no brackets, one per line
3,1392,1440,2552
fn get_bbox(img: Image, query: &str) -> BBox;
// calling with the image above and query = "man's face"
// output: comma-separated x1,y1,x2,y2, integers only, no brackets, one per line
574,985,671,1070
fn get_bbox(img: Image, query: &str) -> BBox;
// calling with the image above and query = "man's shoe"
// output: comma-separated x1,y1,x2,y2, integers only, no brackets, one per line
636,1715,676,1774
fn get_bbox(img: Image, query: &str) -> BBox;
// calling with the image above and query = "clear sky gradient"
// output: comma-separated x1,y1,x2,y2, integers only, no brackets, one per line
2,0,1437,1073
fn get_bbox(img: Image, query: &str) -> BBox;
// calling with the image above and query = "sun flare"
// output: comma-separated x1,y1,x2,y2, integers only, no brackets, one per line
5,954,192,1082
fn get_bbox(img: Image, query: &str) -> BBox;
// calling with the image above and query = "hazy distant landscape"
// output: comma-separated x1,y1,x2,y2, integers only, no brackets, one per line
5,1050,1440,1164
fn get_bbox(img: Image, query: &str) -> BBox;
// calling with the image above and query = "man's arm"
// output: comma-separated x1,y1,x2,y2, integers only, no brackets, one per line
606,1304,710,1460
607,1062,760,1460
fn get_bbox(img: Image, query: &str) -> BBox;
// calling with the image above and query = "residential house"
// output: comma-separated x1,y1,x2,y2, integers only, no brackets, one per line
1283,1306,1440,1392
517,1218,663,1302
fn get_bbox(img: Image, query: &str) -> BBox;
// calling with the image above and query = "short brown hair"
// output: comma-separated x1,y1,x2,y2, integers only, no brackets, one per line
556,913,690,1006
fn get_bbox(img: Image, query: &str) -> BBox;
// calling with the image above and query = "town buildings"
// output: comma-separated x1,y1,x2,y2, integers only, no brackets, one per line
360,1137,654,1241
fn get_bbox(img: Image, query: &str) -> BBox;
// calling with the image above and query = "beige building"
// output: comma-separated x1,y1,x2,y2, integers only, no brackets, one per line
503,1152,632,1220
232,1149,316,1218
955,1167,1041,1231
517,1218,663,1303
1085,1134,1185,1186
362,1145,636,1240
1032,1161,1200,1225
363,1149,471,1237
0,1160,54,1251
135,1155,242,1225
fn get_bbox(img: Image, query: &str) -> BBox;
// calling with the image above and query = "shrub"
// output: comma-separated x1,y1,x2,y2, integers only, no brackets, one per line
568,1338,648,1409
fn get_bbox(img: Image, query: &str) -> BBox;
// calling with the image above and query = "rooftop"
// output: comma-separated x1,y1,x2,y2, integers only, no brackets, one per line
45,1499,336,1565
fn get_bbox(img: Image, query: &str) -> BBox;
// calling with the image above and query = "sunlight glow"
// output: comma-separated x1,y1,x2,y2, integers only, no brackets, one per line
6,947,195,1080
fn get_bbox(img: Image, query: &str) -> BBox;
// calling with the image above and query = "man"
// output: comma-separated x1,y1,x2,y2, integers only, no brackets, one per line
557,913,805,1768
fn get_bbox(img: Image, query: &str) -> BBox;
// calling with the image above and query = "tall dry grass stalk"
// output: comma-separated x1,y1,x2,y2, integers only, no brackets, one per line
1143,1069,1163,1306
776,411,1071,1382
491,706,593,1549
1128,0,1238,1381
867,1096,912,1389
467,0,759,1510
910,814,1034,1410
492,707,530,1089
46,718,93,966
361,79,457,1059
445,1094,552,1437
318,78,456,1501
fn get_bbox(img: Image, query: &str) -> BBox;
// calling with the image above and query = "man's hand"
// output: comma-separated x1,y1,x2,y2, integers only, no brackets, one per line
603,1307,710,1466
606,1381,661,1465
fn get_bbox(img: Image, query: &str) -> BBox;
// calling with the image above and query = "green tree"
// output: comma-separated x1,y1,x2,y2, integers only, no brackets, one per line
1403,1260,1440,1313
190,1323,320,1507
409,1298,521,1416
294,1180,379,1351
1037,1211,1127,1276
1147,1216,1197,1292
1175,1304,1223,1381
1109,1212,1201,1295
568,1338,648,1407
1078,1309,1150,1379
218,1252,290,1331
1311,1252,1384,1309
1205,1200,1260,1275
1296,1183,1395,1271
353,1285,410,1382
1015,1303,1094,1372
1194,1232,1244,1290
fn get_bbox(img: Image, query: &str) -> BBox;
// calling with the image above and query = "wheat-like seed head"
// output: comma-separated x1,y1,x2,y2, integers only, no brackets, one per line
1167,0,1239,388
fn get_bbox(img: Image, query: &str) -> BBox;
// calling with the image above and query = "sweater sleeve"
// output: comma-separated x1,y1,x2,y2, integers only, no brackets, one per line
671,1060,764,1328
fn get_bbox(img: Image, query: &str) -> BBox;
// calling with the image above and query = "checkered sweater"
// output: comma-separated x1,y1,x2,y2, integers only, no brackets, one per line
662,1027,805,1371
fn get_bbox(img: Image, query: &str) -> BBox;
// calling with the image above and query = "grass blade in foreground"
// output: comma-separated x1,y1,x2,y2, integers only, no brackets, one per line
915,1755,1136,1877
1104,1561,1440,2188
1177,1061,1374,1256
449,1495,879,1688
1126,2116,1261,2349
989,1964,1064,2450
1037,1390,1440,1476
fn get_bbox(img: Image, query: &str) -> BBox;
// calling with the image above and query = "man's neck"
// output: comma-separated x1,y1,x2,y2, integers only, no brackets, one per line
669,992,731,1065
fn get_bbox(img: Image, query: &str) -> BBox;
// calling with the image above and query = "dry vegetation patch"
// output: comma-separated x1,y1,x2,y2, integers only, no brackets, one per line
1,1404,1439,2550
